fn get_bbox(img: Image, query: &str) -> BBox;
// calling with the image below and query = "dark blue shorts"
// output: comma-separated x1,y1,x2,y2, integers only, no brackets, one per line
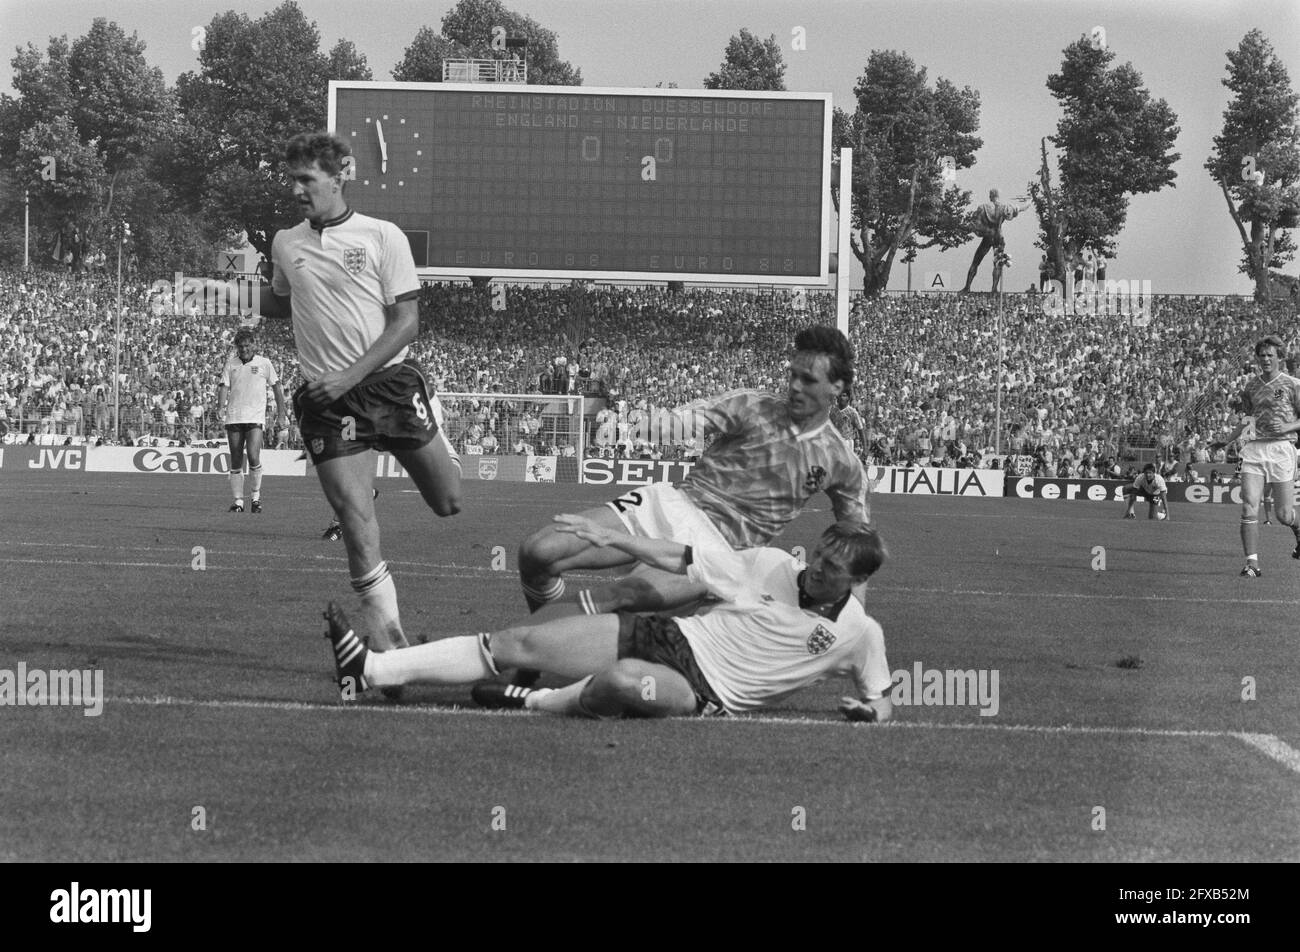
616,613,726,716
294,359,438,464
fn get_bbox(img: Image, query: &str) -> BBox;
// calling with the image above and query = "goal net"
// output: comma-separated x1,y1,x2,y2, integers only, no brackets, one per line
435,391,588,461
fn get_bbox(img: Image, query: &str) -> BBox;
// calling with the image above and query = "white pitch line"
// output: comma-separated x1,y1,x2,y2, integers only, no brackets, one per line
2,555,1294,606
1235,732,1300,774
104,694,1300,774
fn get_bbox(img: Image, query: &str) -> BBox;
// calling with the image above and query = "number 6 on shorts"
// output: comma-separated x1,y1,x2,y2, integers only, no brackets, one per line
411,392,434,430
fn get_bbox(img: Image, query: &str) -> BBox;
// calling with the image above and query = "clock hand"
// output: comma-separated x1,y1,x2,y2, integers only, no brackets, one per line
376,120,388,173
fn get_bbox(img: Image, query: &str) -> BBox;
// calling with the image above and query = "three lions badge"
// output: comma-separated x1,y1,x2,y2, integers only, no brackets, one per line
343,248,367,274
806,623,836,655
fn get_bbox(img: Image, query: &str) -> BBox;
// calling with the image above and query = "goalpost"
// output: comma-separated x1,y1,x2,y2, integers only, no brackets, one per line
435,391,588,464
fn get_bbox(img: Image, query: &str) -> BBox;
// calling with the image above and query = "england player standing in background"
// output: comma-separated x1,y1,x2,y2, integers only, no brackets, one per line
216,326,287,514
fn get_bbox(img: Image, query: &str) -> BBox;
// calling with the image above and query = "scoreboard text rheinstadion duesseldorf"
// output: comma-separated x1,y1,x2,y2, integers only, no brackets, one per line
328,82,832,283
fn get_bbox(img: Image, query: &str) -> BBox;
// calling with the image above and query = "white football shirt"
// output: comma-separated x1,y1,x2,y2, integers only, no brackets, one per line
221,354,278,426
271,209,420,381
675,545,892,714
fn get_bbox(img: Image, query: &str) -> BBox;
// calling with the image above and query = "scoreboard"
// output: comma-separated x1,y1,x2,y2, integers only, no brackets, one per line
328,81,832,284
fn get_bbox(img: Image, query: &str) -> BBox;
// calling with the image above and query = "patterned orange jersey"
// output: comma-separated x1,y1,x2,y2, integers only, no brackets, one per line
1240,372,1300,441
674,390,870,548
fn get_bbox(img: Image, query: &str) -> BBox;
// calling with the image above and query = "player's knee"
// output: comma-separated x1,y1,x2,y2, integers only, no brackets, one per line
427,487,461,518
582,663,643,715
518,527,560,577
491,625,539,667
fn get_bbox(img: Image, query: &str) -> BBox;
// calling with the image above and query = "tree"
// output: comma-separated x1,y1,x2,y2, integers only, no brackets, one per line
704,29,785,91
394,0,582,85
328,39,374,82
834,51,982,295
392,26,470,82
1030,36,1180,286
67,19,173,176
0,37,74,164
0,22,214,273
1205,29,1299,302
177,1,363,258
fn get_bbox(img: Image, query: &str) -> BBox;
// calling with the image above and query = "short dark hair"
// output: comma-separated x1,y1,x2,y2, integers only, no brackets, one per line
283,132,352,178
793,325,855,392
817,521,886,579
1255,335,1285,358
233,327,255,344
1143,462,1156,473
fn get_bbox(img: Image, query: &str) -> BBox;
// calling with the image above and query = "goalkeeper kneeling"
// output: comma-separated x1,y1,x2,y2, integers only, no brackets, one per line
325,518,894,723
1122,463,1170,520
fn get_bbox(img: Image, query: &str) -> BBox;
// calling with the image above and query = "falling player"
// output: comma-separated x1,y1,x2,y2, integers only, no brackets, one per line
252,131,462,656
324,519,893,722
1121,462,1169,520
516,325,870,629
1217,336,1300,577
216,327,287,513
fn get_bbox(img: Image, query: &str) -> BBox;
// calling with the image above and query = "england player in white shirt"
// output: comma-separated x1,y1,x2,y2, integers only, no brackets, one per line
252,132,461,666
216,327,287,513
324,518,893,723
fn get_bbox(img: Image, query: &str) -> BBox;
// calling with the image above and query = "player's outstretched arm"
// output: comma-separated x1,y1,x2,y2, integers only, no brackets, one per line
839,694,892,724
553,513,689,574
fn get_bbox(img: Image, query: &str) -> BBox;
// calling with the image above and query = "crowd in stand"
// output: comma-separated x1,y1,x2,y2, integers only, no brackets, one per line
1,268,1296,470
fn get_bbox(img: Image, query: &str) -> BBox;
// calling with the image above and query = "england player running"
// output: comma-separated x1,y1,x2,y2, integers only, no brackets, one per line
255,131,462,653
216,327,287,513
1218,336,1300,577
1121,463,1169,520
517,325,870,623
324,519,893,722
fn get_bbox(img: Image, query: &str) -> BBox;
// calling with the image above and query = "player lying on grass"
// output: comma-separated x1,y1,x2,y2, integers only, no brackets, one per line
1121,463,1169,520
512,325,871,681
324,518,893,721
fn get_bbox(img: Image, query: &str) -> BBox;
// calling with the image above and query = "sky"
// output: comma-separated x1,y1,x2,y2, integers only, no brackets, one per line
1,0,1297,294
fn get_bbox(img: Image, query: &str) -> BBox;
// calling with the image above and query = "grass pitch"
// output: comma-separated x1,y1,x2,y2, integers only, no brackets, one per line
1,470,1297,861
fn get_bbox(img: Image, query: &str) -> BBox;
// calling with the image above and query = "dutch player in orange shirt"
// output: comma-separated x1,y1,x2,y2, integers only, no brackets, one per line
1217,335,1300,577
251,132,462,666
324,519,893,723
518,325,870,622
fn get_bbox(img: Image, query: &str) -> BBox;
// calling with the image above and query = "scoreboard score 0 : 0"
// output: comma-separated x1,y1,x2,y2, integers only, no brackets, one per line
328,81,832,284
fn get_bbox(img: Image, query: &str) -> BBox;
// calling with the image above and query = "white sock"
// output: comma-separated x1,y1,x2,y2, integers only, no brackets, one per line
352,561,405,648
249,464,263,500
522,577,565,612
364,636,494,687
526,676,594,716
229,472,244,502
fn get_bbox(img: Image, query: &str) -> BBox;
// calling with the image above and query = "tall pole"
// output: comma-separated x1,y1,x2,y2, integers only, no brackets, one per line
835,147,852,337
114,224,122,442
23,190,30,270
994,293,1003,456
